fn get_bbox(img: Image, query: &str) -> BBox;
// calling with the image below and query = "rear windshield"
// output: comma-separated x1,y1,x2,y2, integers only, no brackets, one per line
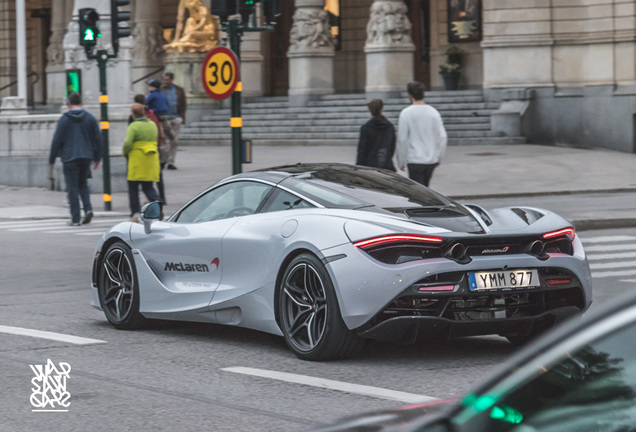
279,167,450,210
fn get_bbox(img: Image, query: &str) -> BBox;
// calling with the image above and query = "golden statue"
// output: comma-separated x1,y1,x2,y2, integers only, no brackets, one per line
164,0,220,53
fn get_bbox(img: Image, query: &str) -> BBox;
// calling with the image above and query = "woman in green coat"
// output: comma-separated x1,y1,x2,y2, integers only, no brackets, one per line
124,103,161,221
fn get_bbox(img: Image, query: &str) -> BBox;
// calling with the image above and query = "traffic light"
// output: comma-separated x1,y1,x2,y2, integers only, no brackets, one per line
262,0,281,24
111,0,131,52
238,0,256,25
79,8,100,48
211,0,236,23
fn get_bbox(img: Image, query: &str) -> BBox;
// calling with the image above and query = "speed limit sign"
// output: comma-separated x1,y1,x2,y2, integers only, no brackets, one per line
201,47,239,100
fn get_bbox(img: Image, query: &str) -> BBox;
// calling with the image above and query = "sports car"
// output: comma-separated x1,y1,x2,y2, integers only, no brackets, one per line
91,163,592,361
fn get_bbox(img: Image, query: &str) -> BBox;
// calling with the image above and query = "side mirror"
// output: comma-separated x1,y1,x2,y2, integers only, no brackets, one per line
140,202,161,234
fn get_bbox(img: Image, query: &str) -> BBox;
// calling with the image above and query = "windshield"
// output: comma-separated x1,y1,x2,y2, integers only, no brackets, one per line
279,166,451,210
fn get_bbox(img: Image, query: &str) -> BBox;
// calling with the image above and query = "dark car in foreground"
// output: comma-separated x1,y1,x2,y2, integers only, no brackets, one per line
309,290,636,431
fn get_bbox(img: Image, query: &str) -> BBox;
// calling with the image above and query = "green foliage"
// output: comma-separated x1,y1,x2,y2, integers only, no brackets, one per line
439,46,465,75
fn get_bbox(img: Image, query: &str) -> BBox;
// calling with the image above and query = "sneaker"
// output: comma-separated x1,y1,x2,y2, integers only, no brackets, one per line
82,210,93,225
67,221,81,226
167,164,177,170
132,213,141,223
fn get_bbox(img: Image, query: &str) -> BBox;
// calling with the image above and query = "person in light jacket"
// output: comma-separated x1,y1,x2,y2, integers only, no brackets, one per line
397,81,448,187
123,103,161,222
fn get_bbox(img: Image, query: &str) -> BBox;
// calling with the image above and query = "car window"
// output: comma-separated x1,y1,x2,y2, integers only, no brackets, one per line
175,181,272,223
452,319,636,432
260,189,313,214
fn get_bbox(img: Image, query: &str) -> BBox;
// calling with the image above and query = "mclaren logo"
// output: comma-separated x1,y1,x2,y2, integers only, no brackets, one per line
482,246,510,254
164,258,220,272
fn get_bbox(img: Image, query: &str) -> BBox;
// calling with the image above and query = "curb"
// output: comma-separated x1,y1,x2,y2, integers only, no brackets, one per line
573,218,636,232
448,188,636,201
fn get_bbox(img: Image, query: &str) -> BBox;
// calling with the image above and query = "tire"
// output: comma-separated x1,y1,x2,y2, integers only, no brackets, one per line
278,253,365,361
98,241,146,330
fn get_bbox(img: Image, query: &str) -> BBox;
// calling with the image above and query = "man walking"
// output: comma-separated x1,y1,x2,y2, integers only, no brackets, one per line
161,71,187,170
397,81,447,187
48,92,101,226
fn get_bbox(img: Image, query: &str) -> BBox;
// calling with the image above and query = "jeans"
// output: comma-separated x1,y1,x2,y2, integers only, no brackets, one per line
407,163,437,187
128,181,161,216
161,117,183,164
63,159,93,224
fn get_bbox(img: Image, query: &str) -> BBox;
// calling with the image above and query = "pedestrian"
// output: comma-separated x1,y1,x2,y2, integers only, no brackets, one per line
130,94,167,204
356,98,396,171
161,71,187,170
396,81,447,187
48,92,101,226
123,103,161,222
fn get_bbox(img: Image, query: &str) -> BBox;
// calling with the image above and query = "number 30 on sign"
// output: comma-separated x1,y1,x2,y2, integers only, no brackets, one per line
201,47,239,100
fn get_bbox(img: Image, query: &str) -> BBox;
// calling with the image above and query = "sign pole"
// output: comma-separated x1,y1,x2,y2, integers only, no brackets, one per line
229,20,242,175
97,50,112,211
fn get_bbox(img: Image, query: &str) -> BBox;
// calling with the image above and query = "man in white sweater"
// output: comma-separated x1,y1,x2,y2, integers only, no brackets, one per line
396,81,448,186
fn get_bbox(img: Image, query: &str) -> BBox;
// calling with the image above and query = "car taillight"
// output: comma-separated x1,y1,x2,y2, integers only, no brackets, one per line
543,227,575,255
354,234,444,264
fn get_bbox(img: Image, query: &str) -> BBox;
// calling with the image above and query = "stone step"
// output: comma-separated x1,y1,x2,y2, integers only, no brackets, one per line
199,102,499,116
189,116,490,128
185,122,491,135
181,129,497,140
178,136,526,147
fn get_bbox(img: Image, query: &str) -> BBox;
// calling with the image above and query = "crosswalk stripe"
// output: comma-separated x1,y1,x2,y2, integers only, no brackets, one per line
593,269,636,278
590,260,636,270
584,244,636,253
580,236,636,244
587,251,636,261
45,228,109,234
620,279,636,283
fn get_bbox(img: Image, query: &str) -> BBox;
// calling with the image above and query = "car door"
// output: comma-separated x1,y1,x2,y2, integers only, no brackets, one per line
132,180,274,310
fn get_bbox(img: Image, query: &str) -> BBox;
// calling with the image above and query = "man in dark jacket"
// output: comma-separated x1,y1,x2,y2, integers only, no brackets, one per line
161,71,187,170
48,92,102,226
356,99,396,171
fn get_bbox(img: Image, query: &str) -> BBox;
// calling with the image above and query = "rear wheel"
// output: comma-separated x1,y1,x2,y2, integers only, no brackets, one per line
98,242,146,330
278,253,365,361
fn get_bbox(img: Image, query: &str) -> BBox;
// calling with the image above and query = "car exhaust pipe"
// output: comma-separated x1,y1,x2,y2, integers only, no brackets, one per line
445,243,471,264
526,240,548,260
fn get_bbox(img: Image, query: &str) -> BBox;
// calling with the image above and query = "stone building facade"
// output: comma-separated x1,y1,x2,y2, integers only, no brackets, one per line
0,0,635,165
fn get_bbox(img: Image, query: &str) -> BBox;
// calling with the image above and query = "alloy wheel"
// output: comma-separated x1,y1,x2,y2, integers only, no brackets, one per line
281,262,328,353
101,247,135,323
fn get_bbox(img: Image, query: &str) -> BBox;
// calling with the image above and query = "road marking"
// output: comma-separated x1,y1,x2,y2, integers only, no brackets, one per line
222,366,438,403
584,244,636,253
620,279,636,283
580,236,636,244
0,325,107,345
592,269,636,279
590,261,636,270
45,228,108,234
587,251,636,261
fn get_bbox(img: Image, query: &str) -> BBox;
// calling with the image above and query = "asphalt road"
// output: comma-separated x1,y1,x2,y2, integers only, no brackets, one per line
0,215,633,431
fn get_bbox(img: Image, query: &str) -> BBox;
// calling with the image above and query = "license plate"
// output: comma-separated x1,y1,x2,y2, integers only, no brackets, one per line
469,269,539,291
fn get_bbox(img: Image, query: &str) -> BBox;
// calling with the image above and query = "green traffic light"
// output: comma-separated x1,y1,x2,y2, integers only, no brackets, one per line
84,28,95,41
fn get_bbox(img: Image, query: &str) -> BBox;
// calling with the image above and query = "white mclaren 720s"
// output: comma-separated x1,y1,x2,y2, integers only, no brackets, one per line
91,163,592,361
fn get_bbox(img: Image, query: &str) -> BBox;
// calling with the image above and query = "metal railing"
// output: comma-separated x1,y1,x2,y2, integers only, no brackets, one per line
132,66,165,85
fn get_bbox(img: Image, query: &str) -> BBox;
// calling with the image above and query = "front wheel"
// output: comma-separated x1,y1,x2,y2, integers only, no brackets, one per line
278,253,365,361
98,241,146,330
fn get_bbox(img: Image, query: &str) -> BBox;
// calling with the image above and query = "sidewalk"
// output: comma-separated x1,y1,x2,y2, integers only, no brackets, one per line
0,144,634,229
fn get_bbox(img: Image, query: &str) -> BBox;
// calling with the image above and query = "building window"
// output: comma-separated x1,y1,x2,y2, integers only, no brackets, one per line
447,0,481,43
324,0,341,50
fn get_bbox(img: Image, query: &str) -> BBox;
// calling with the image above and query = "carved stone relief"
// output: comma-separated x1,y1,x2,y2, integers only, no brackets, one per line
289,8,333,53
366,0,413,48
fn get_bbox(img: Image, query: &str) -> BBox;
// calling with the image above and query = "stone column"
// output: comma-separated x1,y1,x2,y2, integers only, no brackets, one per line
45,0,73,108
364,0,414,100
241,31,265,97
1,0,28,115
288,0,335,106
131,0,165,96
